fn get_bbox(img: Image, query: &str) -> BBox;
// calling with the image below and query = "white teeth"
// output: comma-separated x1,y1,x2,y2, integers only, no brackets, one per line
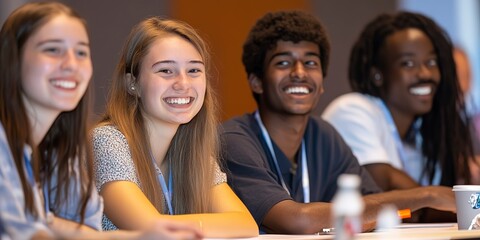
165,97,191,105
51,80,76,89
410,86,432,96
285,86,309,94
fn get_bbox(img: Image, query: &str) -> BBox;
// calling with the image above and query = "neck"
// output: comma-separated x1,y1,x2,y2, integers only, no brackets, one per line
384,103,415,140
144,116,179,168
258,109,308,163
25,106,59,148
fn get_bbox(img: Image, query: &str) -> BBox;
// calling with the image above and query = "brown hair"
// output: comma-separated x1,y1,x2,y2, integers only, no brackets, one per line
99,16,218,213
0,2,93,222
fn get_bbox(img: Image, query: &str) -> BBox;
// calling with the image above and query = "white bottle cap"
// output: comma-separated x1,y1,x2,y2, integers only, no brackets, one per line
338,174,361,188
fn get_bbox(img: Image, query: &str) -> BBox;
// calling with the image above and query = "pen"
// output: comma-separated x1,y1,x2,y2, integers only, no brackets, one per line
320,228,335,235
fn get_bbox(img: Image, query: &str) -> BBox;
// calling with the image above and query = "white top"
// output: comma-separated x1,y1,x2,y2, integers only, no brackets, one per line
322,92,439,185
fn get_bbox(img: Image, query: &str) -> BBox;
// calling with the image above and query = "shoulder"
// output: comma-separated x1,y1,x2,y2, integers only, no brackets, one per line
325,92,379,112
92,125,126,142
221,114,255,134
308,115,341,136
322,93,384,127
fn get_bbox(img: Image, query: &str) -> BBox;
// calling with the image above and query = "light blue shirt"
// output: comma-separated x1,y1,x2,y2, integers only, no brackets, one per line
0,123,103,240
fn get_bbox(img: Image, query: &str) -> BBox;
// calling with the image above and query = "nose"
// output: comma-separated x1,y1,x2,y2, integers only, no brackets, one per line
290,61,306,81
172,73,191,91
60,50,78,72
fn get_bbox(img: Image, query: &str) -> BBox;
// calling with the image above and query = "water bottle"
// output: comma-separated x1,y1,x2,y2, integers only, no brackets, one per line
332,174,364,240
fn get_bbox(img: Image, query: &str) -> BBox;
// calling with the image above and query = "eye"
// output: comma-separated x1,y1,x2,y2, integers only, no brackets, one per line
189,68,202,74
426,58,438,67
304,60,319,67
76,49,90,58
43,47,63,56
400,60,416,68
157,69,173,74
274,60,291,68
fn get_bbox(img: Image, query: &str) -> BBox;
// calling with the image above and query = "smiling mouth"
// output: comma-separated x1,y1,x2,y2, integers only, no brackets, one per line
50,80,77,89
409,84,436,96
284,86,311,95
164,97,193,105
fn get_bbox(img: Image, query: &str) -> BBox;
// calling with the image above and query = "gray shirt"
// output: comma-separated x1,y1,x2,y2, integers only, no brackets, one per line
92,125,227,230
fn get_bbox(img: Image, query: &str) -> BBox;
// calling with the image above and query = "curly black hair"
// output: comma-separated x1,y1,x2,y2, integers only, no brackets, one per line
242,10,330,102
349,11,474,186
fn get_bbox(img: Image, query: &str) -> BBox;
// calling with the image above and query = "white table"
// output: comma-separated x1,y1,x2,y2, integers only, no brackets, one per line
208,223,480,240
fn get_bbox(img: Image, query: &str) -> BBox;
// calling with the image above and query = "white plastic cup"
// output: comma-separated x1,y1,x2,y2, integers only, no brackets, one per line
452,185,480,230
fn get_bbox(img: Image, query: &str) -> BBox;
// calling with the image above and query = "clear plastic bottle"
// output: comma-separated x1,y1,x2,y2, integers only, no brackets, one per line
332,174,364,240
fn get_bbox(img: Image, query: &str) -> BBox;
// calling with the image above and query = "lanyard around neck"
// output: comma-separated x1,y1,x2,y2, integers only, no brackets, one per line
377,100,422,167
254,111,310,203
150,153,174,215
23,153,49,220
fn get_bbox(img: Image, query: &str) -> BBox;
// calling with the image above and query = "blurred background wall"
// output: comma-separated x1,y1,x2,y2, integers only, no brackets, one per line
1,0,478,122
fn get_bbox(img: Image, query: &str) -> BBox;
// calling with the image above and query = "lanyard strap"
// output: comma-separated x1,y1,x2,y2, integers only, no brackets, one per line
254,111,310,203
23,153,49,220
377,100,422,167
150,153,174,215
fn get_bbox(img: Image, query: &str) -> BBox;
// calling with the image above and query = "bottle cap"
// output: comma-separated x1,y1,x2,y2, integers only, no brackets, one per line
337,174,361,188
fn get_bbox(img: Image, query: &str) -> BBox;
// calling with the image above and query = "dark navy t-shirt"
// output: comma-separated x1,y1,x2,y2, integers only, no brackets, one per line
221,113,381,230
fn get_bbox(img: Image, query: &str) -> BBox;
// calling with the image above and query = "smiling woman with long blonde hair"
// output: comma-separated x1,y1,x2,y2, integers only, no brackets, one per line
92,16,258,238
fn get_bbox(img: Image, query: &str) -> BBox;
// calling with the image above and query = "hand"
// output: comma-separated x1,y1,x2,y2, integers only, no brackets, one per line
140,218,203,240
425,186,456,213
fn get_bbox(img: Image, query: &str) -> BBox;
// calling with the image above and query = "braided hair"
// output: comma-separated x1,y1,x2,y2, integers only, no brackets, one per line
349,11,473,185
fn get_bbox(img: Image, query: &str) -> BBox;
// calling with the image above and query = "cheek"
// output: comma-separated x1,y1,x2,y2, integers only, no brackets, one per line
81,61,93,82
21,58,51,87
194,78,207,98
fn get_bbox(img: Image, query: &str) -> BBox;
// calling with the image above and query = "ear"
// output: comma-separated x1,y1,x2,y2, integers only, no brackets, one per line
248,74,263,94
126,73,138,96
370,68,383,87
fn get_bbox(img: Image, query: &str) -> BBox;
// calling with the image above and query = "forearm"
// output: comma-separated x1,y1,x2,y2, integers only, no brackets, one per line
263,200,333,234
362,186,456,226
168,211,258,238
49,216,97,234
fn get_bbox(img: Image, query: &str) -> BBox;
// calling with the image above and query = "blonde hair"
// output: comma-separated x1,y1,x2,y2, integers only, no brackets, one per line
99,17,218,213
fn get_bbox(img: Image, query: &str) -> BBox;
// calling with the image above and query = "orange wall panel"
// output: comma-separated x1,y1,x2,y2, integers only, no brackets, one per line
172,1,308,121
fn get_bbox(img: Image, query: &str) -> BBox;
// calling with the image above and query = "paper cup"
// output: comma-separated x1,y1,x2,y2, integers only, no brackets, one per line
452,185,480,230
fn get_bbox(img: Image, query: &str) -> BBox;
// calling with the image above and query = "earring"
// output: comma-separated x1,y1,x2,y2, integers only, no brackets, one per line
374,73,381,81
130,84,135,91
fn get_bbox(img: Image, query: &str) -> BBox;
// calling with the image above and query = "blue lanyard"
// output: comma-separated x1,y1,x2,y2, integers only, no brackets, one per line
150,153,174,215
254,111,310,203
23,152,50,219
377,100,422,167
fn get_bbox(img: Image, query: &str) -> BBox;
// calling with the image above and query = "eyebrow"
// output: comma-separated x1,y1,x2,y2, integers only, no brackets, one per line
152,60,205,68
267,51,320,63
36,39,90,47
397,50,437,58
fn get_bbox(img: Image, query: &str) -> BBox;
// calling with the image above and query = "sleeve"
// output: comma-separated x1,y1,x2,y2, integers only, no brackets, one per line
51,166,104,231
92,126,140,191
322,95,390,166
329,125,383,195
0,134,51,239
79,188,103,230
313,118,382,197
221,124,291,226
0,177,50,240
